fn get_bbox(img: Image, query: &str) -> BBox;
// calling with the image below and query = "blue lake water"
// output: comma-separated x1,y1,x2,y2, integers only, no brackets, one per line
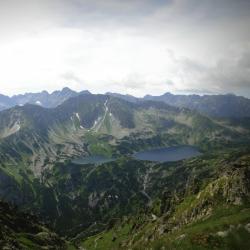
133,146,201,162
72,146,201,165
72,155,115,165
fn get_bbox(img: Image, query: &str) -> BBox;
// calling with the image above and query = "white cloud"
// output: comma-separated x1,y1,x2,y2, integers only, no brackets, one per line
0,0,250,97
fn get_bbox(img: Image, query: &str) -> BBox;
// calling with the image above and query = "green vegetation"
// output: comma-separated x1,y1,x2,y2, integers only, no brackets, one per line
0,94,250,249
0,200,67,249
78,149,250,249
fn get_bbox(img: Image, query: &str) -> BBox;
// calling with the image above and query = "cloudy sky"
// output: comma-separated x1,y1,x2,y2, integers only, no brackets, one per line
0,0,250,97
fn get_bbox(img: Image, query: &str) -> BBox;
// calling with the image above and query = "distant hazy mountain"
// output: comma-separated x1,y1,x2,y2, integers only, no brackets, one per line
2,88,250,118
104,92,250,118
0,94,16,111
106,92,139,103
0,87,91,111
144,93,250,118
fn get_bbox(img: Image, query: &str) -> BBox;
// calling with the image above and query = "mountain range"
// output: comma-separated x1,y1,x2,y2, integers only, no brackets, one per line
0,89,250,249
0,87,90,111
1,93,247,178
1,88,250,118
143,92,250,118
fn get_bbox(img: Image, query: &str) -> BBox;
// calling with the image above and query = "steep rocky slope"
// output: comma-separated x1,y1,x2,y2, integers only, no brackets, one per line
80,149,250,250
0,200,67,249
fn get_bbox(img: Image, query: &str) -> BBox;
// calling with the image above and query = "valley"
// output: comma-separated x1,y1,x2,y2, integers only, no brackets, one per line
0,92,249,249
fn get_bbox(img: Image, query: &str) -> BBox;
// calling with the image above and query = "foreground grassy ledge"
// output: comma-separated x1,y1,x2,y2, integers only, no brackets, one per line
81,206,250,250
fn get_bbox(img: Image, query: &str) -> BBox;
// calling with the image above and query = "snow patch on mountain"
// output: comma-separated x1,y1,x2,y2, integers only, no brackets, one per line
35,101,42,105
75,113,80,121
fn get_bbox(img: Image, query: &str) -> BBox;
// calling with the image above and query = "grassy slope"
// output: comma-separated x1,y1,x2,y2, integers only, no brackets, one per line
80,149,250,250
82,206,250,250
0,95,250,249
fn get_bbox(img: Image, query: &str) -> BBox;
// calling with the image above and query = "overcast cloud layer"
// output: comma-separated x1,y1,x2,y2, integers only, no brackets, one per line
0,0,250,97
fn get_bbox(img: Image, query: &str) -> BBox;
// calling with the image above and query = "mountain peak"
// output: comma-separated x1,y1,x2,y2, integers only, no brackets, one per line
41,90,49,95
61,87,74,93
